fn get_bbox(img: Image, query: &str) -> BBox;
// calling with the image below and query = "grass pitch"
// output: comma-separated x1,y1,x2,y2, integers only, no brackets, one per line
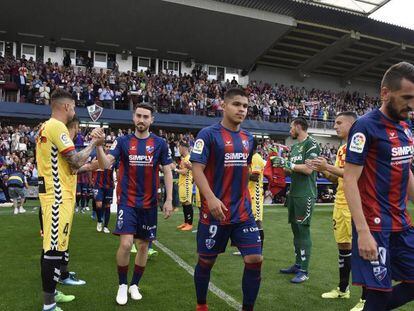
0,201,412,311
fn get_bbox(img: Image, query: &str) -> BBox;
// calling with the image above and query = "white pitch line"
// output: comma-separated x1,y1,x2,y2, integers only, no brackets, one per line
153,240,242,310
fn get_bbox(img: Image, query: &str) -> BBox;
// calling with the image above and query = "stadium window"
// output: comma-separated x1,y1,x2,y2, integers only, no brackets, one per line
107,53,116,69
63,48,76,65
21,43,36,59
76,50,89,66
132,56,138,71
217,67,225,81
208,66,217,76
163,60,179,73
94,51,107,68
0,41,4,57
138,57,150,69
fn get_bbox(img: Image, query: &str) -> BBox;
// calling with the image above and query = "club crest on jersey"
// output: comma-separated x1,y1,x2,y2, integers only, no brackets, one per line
205,238,215,250
225,140,232,146
192,139,204,155
349,132,366,154
130,145,137,151
242,140,249,150
146,145,154,154
388,131,398,140
373,266,387,281
117,219,123,229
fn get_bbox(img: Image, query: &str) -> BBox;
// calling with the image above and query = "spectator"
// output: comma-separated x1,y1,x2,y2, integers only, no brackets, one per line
6,167,28,214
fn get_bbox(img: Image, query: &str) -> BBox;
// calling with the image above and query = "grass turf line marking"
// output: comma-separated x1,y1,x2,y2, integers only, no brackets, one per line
153,240,242,310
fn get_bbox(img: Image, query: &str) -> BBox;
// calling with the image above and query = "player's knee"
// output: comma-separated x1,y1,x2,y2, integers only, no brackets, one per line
243,254,263,264
119,238,134,252
338,242,351,250
95,202,102,208
198,255,216,268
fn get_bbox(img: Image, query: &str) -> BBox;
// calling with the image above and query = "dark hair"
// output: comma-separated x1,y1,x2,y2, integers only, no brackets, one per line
292,117,308,131
381,62,414,91
179,140,189,148
51,88,73,103
134,103,154,114
336,111,357,120
66,116,79,129
224,88,247,101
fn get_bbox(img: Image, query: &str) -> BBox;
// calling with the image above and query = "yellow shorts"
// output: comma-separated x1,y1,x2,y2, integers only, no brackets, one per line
251,193,264,222
41,197,75,252
179,183,193,204
194,187,201,208
333,204,352,244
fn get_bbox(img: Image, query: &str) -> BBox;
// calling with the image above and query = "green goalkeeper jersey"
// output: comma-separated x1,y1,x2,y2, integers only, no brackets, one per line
289,135,321,198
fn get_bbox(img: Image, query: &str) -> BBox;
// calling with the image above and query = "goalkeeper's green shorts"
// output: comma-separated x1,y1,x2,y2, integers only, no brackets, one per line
287,195,316,225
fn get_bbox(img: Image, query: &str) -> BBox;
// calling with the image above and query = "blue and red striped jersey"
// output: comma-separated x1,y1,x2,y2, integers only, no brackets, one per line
77,171,89,184
94,167,115,189
109,133,172,209
346,109,413,232
190,123,254,225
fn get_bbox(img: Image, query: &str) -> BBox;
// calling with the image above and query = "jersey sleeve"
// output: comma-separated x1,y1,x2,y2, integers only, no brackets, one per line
160,139,173,166
304,138,321,160
190,128,211,165
48,121,75,155
345,120,372,166
108,137,122,161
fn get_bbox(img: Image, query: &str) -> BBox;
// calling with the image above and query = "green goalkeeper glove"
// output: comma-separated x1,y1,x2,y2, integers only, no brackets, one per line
270,156,295,170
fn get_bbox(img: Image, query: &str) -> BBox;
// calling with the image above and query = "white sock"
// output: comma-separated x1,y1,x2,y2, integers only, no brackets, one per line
43,303,56,310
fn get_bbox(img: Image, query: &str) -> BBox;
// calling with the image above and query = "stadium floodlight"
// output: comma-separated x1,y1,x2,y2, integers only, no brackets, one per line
17,32,44,38
96,42,120,47
61,37,85,43
136,46,158,52
167,50,189,56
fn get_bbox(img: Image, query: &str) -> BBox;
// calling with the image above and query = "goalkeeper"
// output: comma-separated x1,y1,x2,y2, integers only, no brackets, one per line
271,117,320,284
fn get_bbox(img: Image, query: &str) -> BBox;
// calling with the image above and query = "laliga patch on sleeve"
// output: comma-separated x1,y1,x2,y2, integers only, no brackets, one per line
110,140,118,150
60,133,71,146
192,139,204,154
349,132,366,154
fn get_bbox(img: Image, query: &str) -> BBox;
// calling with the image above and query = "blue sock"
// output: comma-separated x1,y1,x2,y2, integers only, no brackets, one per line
148,241,153,249
97,208,103,223
194,257,215,305
104,208,110,227
131,264,145,286
117,265,128,285
387,283,414,309
242,262,262,311
364,289,391,311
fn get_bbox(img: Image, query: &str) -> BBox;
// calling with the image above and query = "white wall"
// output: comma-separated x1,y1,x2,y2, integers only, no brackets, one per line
181,60,194,75
44,46,67,65
116,54,133,73
250,65,379,96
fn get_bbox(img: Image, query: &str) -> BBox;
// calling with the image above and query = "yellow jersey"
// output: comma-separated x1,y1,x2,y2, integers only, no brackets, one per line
248,153,265,198
178,154,193,187
36,118,76,201
334,144,347,207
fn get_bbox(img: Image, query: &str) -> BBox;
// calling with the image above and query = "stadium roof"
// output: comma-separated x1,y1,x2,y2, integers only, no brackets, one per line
294,0,391,15
1,0,413,84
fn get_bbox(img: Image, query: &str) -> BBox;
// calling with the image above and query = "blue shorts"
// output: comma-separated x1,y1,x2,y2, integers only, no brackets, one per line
93,187,113,205
197,218,262,257
76,183,88,195
113,205,157,241
352,226,414,291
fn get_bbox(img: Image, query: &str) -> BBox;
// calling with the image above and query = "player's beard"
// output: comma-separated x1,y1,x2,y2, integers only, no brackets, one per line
386,96,411,121
135,123,149,133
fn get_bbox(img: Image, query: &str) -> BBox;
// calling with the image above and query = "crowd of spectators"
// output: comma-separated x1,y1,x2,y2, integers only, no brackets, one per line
0,122,344,205
0,54,381,124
